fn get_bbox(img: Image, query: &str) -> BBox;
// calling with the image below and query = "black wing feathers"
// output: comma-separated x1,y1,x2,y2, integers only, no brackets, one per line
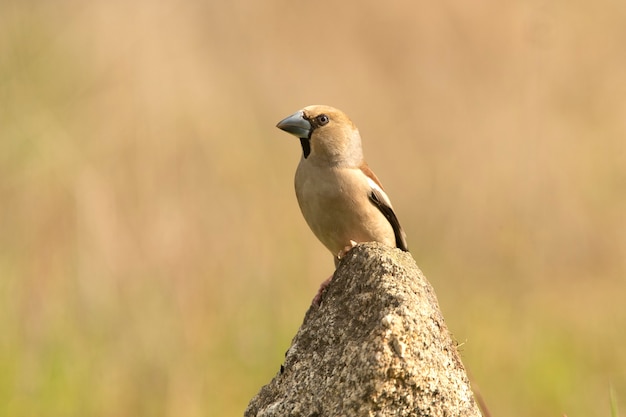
368,189,409,251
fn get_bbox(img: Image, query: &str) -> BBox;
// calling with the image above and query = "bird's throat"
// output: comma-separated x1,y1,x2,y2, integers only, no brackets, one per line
300,138,311,158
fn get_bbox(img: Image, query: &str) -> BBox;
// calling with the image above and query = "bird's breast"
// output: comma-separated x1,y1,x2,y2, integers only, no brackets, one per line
294,162,395,255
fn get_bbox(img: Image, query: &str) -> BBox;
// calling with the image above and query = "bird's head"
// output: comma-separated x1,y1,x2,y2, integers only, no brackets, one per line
276,105,363,166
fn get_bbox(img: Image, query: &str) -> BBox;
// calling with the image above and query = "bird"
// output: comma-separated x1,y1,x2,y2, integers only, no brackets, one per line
277,105,408,303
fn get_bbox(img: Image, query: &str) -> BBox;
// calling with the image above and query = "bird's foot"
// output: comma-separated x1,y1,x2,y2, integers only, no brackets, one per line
336,240,358,260
312,273,334,306
314,241,358,306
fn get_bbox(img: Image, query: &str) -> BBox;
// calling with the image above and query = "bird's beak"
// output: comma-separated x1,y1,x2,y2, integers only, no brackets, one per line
276,111,311,139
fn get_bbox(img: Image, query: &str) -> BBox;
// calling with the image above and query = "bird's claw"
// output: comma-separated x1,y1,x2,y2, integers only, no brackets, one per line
337,240,358,260
312,274,334,306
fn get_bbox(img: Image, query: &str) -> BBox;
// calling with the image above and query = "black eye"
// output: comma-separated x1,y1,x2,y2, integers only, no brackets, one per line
317,114,329,126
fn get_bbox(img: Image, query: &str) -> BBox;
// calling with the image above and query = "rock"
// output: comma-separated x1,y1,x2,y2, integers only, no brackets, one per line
245,242,482,417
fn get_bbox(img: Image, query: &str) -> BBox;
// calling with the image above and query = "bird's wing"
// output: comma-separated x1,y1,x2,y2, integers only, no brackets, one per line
360,164,409,252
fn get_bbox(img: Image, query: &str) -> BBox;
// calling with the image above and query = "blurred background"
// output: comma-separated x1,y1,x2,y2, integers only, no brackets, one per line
1,0,625,415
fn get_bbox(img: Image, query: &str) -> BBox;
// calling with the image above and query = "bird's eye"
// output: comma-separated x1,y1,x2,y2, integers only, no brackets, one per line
317,114,329,126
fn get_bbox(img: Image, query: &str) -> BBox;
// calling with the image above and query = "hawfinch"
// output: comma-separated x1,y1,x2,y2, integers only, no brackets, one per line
277,105,408,267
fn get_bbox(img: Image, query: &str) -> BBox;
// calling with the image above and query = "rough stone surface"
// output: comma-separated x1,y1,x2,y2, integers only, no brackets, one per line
245,243,482,417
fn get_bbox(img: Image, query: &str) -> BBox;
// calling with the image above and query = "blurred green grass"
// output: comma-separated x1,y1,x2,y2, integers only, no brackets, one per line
1,0,625,416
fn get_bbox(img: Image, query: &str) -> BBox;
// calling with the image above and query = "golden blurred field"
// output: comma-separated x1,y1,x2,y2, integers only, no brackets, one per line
1,0,625,416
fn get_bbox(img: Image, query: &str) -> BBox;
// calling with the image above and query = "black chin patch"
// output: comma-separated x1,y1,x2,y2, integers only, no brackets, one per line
300,137,311,158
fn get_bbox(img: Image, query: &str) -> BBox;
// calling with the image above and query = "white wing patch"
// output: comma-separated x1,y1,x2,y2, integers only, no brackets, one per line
365,176,393,208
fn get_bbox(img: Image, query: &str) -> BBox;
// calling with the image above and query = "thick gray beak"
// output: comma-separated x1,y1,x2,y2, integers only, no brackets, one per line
276,111,311,139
